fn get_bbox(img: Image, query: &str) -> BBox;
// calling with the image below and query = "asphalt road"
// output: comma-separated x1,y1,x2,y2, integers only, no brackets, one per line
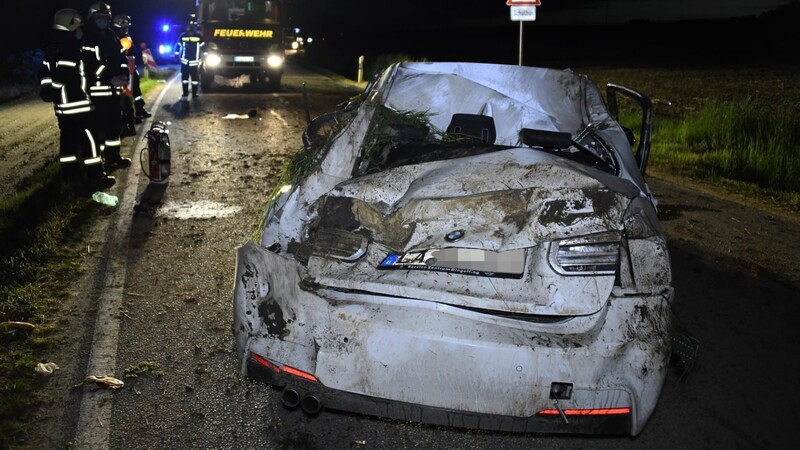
6,61,799,449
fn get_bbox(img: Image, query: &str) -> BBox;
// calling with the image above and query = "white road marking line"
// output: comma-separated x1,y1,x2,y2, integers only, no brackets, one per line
72,72,179,449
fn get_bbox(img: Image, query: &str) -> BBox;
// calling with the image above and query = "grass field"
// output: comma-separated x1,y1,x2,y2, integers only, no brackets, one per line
569,65,800,212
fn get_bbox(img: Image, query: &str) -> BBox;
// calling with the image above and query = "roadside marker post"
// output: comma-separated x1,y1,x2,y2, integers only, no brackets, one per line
506,0,541,66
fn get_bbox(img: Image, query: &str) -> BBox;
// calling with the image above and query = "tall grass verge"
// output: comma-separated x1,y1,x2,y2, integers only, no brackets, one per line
0,161,97,447
363,53,427,80
651,99,800,211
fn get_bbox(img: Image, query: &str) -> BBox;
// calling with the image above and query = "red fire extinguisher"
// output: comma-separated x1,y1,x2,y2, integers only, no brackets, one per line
140,121,171,184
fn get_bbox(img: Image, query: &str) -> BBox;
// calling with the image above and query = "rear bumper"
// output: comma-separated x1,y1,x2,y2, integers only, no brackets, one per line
246,354,634,435
234,241,673,436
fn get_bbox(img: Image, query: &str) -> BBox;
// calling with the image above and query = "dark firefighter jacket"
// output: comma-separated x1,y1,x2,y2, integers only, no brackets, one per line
175,31,204,66
81,26,129,98
38,29,94,116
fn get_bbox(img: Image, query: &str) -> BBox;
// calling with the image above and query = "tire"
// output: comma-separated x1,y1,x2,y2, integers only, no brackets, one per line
268,74,281,92
200,72,212,93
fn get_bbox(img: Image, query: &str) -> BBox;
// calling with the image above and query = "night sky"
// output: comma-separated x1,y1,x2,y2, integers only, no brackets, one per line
1,0,791,55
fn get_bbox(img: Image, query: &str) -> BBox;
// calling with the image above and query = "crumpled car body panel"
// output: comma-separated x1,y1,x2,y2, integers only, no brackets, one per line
233,62,674,436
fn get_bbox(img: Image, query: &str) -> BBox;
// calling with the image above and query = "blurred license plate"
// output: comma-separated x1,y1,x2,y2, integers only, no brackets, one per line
378,248,524,278
234,56,254,62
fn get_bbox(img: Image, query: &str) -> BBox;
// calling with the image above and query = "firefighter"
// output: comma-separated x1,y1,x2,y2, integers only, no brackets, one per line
174,15,204,100
83,2,132,171
38,8,115,189
111,13,137,137
112,13,151,128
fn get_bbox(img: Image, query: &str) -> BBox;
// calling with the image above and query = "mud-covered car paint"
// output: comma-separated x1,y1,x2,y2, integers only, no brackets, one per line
233,62,674,436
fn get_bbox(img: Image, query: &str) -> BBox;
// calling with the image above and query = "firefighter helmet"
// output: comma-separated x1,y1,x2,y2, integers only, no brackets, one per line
112,14,131,30
53,8,83,32
187,13,198,32
87,2,112,29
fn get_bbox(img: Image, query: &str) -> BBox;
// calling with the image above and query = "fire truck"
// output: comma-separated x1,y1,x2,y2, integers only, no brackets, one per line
196,0,285,91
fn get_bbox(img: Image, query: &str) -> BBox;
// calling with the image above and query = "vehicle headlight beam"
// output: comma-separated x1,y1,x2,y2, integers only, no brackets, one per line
205,53,222,67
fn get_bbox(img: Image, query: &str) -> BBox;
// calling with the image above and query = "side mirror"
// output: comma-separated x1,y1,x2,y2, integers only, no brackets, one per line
622,126,636,147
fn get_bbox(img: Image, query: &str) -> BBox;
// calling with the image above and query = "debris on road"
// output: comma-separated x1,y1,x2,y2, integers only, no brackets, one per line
35,362,60,376
75,375,125,389
92,191,120,207
0,321,36,332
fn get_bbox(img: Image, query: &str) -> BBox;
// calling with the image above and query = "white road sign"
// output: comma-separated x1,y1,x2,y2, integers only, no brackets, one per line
510,5,537,21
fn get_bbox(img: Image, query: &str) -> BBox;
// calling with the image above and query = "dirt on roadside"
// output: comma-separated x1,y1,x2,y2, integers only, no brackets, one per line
648,169,800,289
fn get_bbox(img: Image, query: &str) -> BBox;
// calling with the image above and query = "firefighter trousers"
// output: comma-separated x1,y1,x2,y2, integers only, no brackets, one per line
181,63,200,96
92,94,125,166
56,113,105,182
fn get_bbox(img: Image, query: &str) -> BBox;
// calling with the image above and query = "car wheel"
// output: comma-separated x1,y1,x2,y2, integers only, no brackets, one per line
200,74,212,93
268,75,281,92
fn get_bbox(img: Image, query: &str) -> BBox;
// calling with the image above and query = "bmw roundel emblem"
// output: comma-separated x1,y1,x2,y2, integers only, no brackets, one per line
445,229,465,242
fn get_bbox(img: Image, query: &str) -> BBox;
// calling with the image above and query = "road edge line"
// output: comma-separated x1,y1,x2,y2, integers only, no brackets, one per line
72,72,179,449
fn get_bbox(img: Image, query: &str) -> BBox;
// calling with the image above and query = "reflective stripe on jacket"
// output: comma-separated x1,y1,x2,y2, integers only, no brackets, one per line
39,32,94,116
176,32,204,64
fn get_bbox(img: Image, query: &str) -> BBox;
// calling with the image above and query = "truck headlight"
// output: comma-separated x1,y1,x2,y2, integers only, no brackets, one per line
267,54,283,68
205,54,222,67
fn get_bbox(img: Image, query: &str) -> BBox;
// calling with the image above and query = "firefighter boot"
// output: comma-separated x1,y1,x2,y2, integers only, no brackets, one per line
104,146,132,171
121,121,137,137
135,98,151,120
86,165,116,191
60,163,82,184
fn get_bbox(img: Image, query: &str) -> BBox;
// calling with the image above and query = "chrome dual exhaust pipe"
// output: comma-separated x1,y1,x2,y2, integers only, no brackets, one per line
280,386,303,409
281,386,322,415
300,394,322,415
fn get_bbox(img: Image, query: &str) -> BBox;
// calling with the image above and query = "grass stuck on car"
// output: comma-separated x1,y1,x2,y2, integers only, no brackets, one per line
233,61,676,436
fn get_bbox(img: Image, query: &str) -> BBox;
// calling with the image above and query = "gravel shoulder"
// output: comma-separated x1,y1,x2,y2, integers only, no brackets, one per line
647,169,800,289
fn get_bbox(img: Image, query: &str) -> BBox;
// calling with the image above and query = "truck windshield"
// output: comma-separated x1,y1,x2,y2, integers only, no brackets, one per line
205,1,278,22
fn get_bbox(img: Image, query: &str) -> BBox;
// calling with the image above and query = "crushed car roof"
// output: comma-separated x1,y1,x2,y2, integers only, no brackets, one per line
371,62,610,145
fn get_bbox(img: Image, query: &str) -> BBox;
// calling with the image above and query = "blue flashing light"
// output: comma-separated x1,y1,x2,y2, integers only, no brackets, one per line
158,44,173,55
162,24,170,33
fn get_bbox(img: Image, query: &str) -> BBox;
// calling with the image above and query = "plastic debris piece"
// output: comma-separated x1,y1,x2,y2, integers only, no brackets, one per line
75,375,125,389
92,191,119,207
0,321,36,331
35,362,60,376
670,326,700,382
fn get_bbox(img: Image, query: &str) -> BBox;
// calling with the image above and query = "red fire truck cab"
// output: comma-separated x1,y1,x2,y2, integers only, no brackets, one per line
197,0,285,91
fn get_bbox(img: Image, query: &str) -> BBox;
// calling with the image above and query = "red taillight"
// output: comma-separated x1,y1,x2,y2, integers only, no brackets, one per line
251,352,281,373
282,365,320,383
538,407,630,416
250,352,319,383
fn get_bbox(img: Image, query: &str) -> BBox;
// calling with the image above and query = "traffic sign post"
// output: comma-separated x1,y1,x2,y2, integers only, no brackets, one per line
506,0,541,66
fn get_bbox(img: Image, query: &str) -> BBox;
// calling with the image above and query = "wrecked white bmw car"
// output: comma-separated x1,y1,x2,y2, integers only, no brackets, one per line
233,62,674,436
